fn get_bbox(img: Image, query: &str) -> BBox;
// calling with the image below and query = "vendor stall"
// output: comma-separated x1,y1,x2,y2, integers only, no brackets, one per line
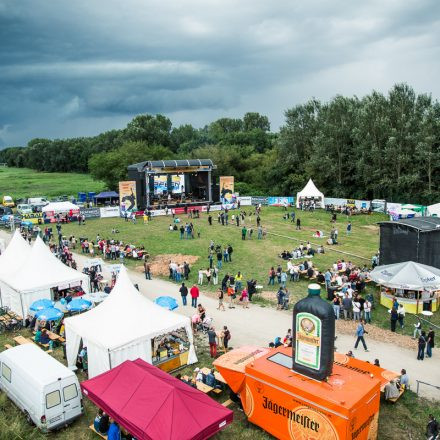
65,267,197,378
296,178,325,209
370,261,440,313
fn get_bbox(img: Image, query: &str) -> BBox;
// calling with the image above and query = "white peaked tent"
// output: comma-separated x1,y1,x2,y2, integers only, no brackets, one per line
42,201,79,214
65,267,197,378
427,203,440,217
370,261,440,290
296,178,325,208
0,231,31,307
0,236,89,317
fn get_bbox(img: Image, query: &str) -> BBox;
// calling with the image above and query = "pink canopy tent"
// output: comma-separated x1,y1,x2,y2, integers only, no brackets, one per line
81,359,233,440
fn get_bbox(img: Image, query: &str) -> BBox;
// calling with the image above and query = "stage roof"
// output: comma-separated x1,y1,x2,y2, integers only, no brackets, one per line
378,217,440,232
128,159,214,172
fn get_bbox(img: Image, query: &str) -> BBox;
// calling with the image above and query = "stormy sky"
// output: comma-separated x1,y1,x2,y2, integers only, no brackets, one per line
1,0,439,147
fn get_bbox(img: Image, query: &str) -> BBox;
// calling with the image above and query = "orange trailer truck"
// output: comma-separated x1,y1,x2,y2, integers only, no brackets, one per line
215,346,383,440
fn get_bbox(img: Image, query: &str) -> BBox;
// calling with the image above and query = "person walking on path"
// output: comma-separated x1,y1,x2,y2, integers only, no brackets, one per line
223,326,231,351
144,261,152,280
426,328,435,358
418,331,427,360
179,282,188,306
190,284,199,308
217,288,225,311
354,319,369,352
207,327,217,358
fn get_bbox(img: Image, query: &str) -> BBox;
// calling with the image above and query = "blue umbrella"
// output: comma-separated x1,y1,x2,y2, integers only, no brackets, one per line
35,307,64,321
154,296,178,311
30,299,55,312
66,298,92,312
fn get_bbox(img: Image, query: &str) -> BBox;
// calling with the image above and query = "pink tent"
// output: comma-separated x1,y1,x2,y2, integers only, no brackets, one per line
81,359,233,440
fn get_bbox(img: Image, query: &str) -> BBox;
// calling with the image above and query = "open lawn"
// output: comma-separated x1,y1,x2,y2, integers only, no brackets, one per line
61,207,440,335
0,167,105,201
0,328,438,440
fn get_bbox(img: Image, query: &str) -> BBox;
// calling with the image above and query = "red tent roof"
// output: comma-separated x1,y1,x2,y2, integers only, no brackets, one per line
81,359,233,440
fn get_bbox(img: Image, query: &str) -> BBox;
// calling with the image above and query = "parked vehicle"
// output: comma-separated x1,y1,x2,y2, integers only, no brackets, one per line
27,197,49,209
0,205,13,216
2,196,15,207
0,344,83,431
17,204,33,215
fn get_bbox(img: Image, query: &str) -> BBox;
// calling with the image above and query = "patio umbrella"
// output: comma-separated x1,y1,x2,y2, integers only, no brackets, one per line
30,299,55,312
154,296,178,311
35,307,64,321
66,298,93,312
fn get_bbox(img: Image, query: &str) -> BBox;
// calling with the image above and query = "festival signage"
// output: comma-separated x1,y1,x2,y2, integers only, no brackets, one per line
119,181,137,213
80,207,100,219
251,196,268,206
99,206,120,218
267,196,294,207
20,212,44,224
237,196,252,206
171,175,185,193
153,175,168,194
219,176,236,205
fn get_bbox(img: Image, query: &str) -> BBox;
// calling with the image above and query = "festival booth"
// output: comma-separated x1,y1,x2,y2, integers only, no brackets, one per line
65,268,197,378
0,231,31,308
388,207,417,220
94,191,119,205
81,359,233,440
296,179,325,209
42,201,80,221
0,237,89,319
370,261,440,314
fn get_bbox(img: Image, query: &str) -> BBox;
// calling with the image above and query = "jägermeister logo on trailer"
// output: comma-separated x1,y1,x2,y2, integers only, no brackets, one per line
295,312,322,370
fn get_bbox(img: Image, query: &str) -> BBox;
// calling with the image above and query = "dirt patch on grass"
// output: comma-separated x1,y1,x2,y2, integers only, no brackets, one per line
336,320,417,350
135,254,199,276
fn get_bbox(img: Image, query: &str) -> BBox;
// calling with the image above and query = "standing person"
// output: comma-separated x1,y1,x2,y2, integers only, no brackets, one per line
390,307,398,332
417,331,427,360
364,298,372,323
208,253,213,269
227,244,233,262
184,261,190,280
144,261,151,280
223,326,231,351
207,327,217,358
332,295,341,320
217,288,225,311
426,327,435,358
346,222,352,236
208,214,212,225
235,271,243,291
354,319,369,352
268,267,276,285
179,282,188,306
206,268,212,284
241,225,247,240
352,298,361,321
324,269,332,290
190,284,199,308
216,249,223,269
397,304,405,329
212,267,219,285
107,420,120,440
296,218,301,230
198,268,204,285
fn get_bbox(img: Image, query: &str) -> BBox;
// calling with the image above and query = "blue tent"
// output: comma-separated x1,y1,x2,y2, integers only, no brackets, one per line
154,296,178,311
35,307,64,321
30,299,55,312
66,298,92,312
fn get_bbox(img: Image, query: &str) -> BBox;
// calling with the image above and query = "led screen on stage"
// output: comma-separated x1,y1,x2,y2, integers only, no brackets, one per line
171,175,185,193
154,175,168,194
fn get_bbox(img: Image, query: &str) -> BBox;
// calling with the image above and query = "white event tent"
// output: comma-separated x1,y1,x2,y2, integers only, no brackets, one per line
427,203,440,217
0,230,31,307
296,178,325,208
65,267,197,378
42,201,80,214
0,236,89,318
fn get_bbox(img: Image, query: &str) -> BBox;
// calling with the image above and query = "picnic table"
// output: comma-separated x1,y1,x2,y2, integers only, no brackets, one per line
13,335,34,345
201,367,227,384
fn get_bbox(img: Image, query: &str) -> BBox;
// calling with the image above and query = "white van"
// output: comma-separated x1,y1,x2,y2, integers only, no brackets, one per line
0,344,83,431
28,197,49,208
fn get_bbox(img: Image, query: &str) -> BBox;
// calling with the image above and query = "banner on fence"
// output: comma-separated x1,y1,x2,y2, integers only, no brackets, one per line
119,181,137,213
251,196,269,205
99,206,120,218
80,207,101,219
267,196,295,207
238,196,252,206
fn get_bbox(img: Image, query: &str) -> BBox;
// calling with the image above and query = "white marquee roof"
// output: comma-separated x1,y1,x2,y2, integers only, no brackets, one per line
3,236,88,293
370,261,440,290
0,230,31,279
42,201,79,213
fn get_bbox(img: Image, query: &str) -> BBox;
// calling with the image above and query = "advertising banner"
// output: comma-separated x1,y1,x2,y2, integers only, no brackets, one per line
251,196,269,206
99,207,120,218
119,181,137,213
154,175,168,194
171,175,185,194
80,207,101,219
267,196,294,207
21,212,44,224
220,176,236,205
238,196,252,206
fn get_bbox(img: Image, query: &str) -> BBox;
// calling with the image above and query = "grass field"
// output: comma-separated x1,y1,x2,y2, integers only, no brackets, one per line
0,167,105,201
61,207,440,335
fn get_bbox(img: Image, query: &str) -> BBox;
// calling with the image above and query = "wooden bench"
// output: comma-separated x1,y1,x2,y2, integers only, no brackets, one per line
387,388,405,403
13,335,34,345
222,399,233,407
89,424,107,439
4,344,12,350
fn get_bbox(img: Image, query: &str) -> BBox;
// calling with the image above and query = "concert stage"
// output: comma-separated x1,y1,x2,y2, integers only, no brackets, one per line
127,159,217,210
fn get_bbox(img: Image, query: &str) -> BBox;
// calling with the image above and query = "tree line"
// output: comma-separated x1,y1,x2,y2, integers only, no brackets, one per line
1,84,439,203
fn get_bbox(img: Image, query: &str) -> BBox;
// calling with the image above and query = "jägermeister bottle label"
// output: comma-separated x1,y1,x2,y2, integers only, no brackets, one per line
295,312,322,370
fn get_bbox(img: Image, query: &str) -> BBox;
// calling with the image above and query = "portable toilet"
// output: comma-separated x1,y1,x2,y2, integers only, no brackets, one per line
78,192,86,203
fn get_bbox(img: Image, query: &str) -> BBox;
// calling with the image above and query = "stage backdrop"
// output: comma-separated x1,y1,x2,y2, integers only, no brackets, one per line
220,176,236,205
119,181,137,213
171,175,185,193
154,175,168,194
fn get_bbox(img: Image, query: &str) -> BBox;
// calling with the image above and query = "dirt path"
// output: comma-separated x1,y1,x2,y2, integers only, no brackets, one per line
1,230,439,399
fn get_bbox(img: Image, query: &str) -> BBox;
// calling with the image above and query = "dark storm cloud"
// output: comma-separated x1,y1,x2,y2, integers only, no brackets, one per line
0,0,439,145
